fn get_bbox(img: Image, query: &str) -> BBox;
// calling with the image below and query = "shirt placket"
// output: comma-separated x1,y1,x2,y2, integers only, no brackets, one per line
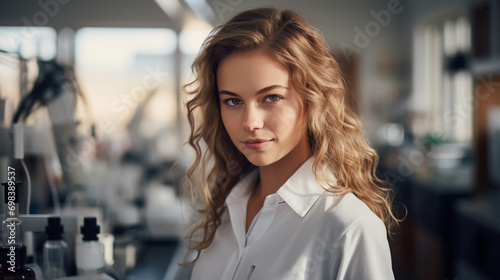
221,196,249,280
231,193,280,280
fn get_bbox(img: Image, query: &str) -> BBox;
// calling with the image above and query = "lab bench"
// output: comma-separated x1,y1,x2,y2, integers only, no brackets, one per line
0,214,185,280
127,239,185,280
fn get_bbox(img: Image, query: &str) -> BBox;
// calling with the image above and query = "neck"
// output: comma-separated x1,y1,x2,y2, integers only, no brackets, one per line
254,136,312,198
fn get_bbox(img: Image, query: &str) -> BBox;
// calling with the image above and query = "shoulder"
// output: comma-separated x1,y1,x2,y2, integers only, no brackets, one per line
320,193,394,279
298,191,393,278
313,192,387,240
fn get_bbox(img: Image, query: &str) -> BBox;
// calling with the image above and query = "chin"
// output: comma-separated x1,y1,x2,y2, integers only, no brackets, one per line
249,161,269,167
243,152,284,167
243,154,273,167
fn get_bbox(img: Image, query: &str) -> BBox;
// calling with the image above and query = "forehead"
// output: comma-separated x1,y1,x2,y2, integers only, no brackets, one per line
216,51,290,92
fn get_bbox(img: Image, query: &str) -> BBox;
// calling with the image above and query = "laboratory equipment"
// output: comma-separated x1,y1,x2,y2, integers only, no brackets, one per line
43,216,68,280
76,217,105,275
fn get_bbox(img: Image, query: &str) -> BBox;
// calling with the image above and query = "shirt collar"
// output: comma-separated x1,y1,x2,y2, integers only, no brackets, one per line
226,156,336,217
277,156,335,217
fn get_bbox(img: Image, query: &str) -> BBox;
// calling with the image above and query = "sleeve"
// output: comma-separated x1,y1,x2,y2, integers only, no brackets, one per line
330,215,395,280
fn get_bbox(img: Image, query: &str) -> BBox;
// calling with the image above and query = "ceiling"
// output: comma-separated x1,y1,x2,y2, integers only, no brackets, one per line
0,0,177,30
0,0,466,53
0,0,410,44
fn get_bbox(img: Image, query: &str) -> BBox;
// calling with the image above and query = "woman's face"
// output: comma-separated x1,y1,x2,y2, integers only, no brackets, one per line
217,50,309,167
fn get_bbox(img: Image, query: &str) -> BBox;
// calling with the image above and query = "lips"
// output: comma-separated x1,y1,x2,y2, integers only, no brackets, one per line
242,138,273,151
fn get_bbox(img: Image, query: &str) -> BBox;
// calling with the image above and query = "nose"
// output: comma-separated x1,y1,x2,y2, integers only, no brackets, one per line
242,105,264,131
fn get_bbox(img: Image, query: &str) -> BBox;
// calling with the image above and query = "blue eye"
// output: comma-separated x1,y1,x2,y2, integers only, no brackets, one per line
265,95,281,103
224,98,242,106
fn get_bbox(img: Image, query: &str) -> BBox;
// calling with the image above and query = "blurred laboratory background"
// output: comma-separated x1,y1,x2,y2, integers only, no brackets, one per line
0,0,499,279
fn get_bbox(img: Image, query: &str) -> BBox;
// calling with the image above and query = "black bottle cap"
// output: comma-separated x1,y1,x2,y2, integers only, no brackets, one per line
2,181,21,203
81,217,100,241
46,216,64,240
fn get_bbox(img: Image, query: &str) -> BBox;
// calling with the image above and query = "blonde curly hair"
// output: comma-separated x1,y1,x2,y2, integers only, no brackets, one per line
183,7,399,264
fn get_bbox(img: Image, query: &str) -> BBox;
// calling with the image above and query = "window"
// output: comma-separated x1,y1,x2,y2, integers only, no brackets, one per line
412,14,472,143
0,26,57,60
0,27,57,123
75,28,178,139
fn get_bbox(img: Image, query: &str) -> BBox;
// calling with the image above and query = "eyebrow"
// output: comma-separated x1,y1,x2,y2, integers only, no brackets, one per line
218,85,288,97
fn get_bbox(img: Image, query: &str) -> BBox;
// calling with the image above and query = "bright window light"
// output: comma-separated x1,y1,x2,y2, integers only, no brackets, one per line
76,28,176,72
0,26,57,60
75,28,178,136
179,29,211,55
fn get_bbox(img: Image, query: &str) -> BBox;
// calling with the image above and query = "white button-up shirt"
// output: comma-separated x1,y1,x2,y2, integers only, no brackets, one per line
191,156,394,280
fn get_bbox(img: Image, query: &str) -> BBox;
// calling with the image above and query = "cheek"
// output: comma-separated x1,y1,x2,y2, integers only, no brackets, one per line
293,100,308,129
272,102,306,132
220,110,229,130
220,109,237,136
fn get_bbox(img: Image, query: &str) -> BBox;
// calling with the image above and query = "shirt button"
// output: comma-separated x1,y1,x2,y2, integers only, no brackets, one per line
266,195,276,205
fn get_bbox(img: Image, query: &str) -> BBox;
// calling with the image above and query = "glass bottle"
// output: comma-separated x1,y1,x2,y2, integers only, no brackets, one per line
43,217,67,280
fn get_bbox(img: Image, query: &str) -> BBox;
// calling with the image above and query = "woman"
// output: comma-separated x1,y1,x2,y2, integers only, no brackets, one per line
183,7,398,280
